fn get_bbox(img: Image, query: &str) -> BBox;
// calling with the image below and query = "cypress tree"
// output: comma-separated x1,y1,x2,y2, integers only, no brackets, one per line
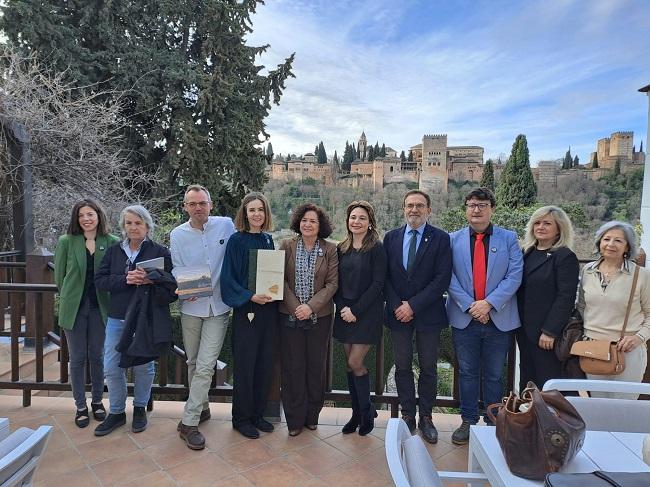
317,141,327,164
342,142,353,172
495,134,537,208
592,152,599,169
380,143,386,157
368,146,375,161
563,148,572,170
480,159,495,191
614,157,621,175
573,155,579,167
400,150,406,162
408,150,414,162
1,0,295,214
265,142,274,163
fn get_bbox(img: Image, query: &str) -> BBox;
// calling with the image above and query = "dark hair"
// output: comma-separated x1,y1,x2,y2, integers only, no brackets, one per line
403,189,431,208
464,187,496,207
234,192,273,232
67,199,109,235
338,200,379,254
289,203,333,238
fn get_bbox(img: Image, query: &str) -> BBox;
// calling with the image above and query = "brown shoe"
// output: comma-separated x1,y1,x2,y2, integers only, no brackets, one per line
179,423,206,450
177,408,211,431
288,428,302,437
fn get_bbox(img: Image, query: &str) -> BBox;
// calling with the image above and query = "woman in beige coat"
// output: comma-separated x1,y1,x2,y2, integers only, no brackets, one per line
577,221,650,398
279,203,338,436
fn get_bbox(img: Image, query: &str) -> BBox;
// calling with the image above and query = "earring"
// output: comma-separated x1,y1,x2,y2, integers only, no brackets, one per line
369,226,372,229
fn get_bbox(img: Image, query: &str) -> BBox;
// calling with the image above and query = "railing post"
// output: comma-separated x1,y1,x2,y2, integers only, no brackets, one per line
24,244,54,348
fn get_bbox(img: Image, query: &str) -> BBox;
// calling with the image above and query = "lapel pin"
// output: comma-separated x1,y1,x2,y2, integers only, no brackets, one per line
490,247,497,253
219,239,224,244
99,246,105,251
424,238,428,242
547,252,552,258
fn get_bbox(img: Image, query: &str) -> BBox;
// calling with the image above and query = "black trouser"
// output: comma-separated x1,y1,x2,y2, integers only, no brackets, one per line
280,314,332,430
390,326,441,418
231,303,277,428
516,329,563,392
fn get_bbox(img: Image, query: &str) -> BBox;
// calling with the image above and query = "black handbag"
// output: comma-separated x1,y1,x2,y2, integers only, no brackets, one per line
545,471,650,486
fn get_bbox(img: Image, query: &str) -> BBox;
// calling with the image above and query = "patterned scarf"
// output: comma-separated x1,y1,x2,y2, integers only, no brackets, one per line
290,237,320,328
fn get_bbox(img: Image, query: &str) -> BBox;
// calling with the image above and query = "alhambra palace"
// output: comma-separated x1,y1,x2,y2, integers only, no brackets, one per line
268,131,646,193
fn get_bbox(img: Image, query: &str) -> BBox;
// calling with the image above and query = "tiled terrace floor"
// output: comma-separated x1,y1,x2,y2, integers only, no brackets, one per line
0,395,476,487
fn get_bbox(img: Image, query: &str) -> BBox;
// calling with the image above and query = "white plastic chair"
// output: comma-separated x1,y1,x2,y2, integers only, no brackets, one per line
542,379,650,433
0,420,9,442
385,418,488,487
0,425,52,487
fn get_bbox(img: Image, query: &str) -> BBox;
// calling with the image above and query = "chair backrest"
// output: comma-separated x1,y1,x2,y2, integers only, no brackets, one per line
542,379,650,433
385,418,490,486
385,418,442,487
0,425,52,487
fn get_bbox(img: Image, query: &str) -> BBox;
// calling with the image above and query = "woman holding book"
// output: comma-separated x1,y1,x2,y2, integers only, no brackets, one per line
333,200,386,436
221,192,278,439
94,205,176,436
279,203,338,437
55,199,119,428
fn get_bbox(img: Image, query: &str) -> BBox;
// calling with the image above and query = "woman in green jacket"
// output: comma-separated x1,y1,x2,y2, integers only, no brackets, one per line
55,199,119,427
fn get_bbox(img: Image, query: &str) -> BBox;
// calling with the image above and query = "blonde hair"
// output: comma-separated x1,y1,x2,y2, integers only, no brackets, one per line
234,192,273,232
521,206,574,252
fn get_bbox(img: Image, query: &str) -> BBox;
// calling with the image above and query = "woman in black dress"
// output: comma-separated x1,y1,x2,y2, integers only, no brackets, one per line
517,205,579,391
333,201,386,435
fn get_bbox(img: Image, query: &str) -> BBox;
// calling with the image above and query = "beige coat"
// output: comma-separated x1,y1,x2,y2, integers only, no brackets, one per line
577,260,650,343
278,237,338,318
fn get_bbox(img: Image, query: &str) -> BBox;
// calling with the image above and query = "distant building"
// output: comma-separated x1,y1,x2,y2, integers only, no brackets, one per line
589,131,645,171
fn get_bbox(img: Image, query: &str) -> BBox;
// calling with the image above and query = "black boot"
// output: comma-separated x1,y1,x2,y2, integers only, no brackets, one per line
342,371,360,434
354,373,377,436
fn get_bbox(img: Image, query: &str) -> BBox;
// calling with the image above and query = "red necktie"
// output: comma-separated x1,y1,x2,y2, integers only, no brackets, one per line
473,233,486,300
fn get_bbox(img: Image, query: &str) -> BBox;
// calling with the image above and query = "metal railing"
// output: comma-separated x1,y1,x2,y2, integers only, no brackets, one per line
0,248,524,416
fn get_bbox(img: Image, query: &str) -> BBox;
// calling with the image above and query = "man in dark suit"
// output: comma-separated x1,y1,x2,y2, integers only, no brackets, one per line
385,190,452,444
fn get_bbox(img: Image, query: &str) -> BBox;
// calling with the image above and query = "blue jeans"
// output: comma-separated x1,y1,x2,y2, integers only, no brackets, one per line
452,320,512,424
104,317,155,414
65,298,105,409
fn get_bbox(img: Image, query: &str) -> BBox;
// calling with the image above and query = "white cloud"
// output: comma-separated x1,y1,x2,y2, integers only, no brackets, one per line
248,0,650,164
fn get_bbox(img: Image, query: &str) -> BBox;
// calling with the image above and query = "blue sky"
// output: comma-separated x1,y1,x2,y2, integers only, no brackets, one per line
247,0,650,165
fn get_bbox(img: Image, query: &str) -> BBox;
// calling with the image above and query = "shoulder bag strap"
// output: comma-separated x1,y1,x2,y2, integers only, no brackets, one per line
620,265,640,338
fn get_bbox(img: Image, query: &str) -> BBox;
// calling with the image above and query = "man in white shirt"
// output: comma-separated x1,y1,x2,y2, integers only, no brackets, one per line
170,184,235,450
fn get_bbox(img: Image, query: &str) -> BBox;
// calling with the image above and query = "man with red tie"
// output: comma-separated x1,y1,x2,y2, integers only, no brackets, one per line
446,187,523,445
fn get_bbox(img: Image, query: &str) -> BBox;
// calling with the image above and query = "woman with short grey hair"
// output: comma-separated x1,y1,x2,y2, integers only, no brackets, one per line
577,220,650,398
95,204,177,436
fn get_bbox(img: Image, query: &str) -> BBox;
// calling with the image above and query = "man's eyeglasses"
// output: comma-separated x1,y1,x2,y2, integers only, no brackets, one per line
405,203,427,210
466,203,491,211
185,201,210,208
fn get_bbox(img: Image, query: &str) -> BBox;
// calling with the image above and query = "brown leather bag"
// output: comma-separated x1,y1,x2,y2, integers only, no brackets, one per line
487,382,586,480
570,339,624,375
570,266,639,376
554,311,583,362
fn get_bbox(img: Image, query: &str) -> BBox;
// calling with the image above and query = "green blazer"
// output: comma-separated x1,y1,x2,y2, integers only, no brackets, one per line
54,233,120,329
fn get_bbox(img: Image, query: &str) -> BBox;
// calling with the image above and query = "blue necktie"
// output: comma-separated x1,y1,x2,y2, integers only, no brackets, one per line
407,229,417,272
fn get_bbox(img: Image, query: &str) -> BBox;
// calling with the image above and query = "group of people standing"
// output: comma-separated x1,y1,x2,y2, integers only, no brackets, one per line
54,184,649,451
